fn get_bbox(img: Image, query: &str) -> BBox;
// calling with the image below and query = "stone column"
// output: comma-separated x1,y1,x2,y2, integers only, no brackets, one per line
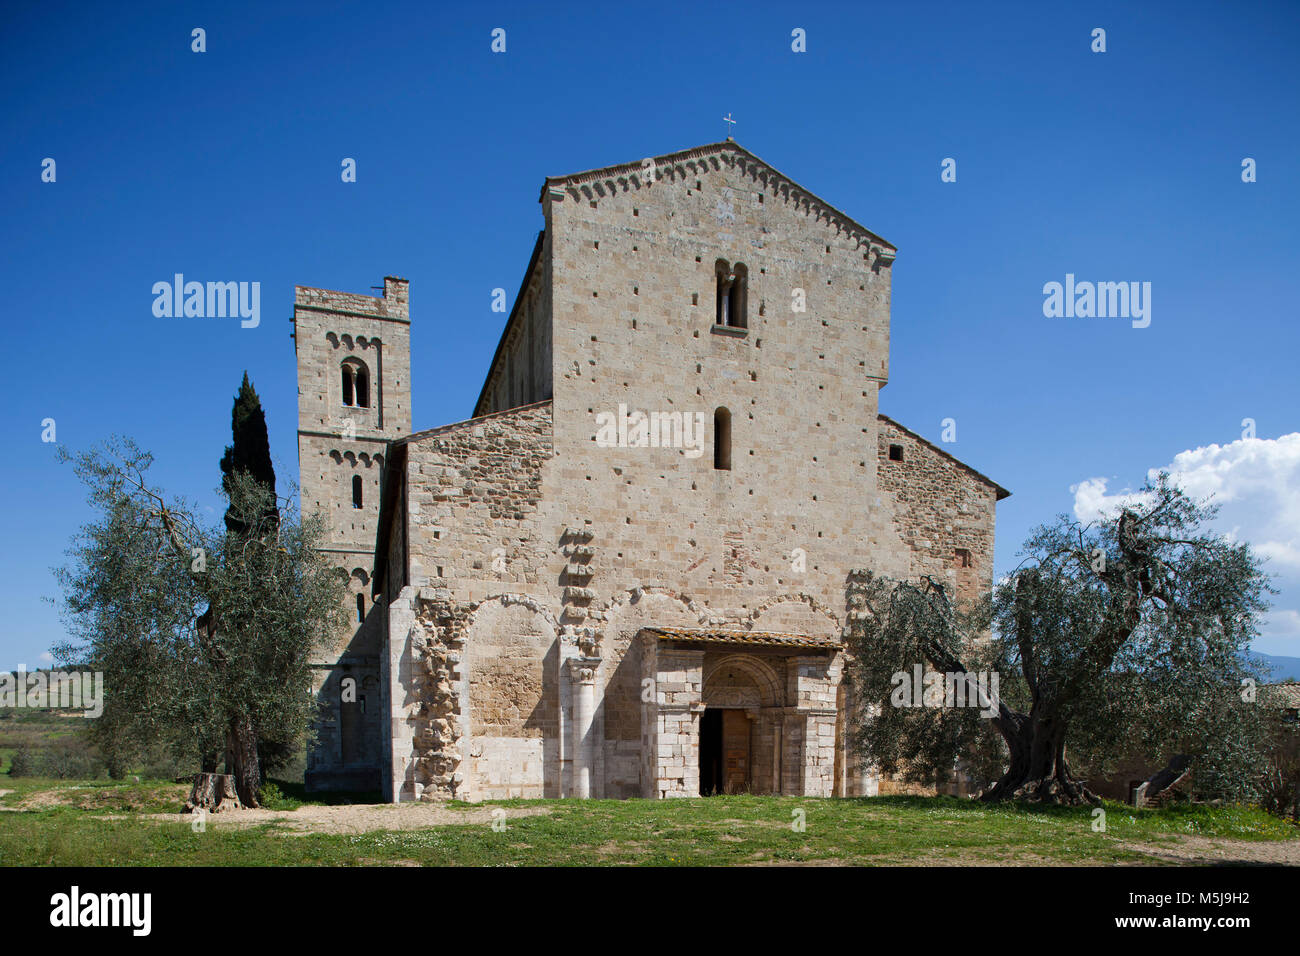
669,649,704,798
788,653,841,797
569,658,599,798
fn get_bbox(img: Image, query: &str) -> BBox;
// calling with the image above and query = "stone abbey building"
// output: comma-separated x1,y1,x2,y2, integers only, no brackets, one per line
293,141,1008,801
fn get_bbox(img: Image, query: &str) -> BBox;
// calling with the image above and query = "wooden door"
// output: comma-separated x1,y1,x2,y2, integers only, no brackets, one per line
721,710,750,794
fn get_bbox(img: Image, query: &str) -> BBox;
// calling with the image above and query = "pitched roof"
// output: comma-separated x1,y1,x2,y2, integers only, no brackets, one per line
542,140,896,253
472,230,547,418
476,141,898,423
878,413,1011,501
1263,683,1300,708
641,626,843,650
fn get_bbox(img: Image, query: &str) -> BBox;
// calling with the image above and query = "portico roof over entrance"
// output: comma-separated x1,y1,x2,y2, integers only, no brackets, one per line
640,626,844,651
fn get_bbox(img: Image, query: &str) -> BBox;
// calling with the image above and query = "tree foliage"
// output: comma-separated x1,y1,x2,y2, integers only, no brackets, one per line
847,474,1273,804
53,437,347,805
218,371,277,536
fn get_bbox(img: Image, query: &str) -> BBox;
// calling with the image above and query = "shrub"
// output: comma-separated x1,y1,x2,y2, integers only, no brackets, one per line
42,745,101,780
8,747,39,777
257,781,301,811
1259,729,1299,822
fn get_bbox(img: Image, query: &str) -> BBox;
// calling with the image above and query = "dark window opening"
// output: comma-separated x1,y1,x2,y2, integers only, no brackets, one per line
354,366,369,408
714,407,732,470
888,444,904,462
341,361,370,408
714,260,748,329
352,474,363,508
715,259,731,325
955,548,972,568
356,593,365,623
728,263,748,328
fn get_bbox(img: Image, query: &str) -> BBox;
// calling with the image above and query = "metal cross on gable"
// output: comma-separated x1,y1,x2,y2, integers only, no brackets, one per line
722,113,736,139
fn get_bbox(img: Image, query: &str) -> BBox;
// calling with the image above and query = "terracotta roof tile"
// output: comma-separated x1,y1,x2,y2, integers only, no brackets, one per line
641,626,843,650
1263,683,1300,708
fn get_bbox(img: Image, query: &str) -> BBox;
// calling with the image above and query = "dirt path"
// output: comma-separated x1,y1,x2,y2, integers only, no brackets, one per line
1121,834,1300,866
746,837,1300,867
140,801,554,835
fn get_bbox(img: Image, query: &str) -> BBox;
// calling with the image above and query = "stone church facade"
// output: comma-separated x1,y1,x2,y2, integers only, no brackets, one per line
293,141,1008,801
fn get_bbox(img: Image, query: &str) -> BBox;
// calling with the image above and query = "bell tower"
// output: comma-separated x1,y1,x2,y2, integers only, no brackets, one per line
292,276,411,791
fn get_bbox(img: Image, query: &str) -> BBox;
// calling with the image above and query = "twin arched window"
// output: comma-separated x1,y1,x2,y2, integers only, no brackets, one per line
341,360,370,408
715,260,748,329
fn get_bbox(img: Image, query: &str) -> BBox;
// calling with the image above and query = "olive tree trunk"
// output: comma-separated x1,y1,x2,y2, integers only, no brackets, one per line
225,714,262,808
185,772,243,813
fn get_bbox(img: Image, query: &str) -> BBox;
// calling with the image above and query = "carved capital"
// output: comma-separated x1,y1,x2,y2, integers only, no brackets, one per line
568,657,601,684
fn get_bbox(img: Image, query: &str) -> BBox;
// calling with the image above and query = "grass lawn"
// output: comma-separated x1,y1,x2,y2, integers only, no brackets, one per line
1,778,1296,866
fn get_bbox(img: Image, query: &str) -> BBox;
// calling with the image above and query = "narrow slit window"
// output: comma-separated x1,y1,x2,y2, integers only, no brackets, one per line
356,593,365,623
714,407,732,470
352,475,363,508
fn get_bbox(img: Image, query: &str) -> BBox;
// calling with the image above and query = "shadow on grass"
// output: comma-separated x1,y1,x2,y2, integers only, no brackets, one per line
837,793,1298,838
837,794,1091,817
267,778,383,807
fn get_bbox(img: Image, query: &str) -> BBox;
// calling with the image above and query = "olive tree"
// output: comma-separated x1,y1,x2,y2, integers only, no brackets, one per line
53,437,347,806
847,475,1272,804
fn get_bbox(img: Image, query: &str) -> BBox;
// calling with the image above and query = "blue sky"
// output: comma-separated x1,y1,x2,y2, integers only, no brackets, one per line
3,0,1299,667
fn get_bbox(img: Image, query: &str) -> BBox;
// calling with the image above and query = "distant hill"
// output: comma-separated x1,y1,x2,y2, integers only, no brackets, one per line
1253,653,1300,682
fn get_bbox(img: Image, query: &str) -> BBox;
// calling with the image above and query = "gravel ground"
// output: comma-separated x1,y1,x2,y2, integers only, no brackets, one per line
147,801,554,835
1122,835,1300,865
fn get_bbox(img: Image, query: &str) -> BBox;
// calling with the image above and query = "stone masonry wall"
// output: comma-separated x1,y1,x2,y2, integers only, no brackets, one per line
478,234,555,416
875,415,1000,608
375,144,1006,801
400,402,554,594
295,278,410,791
543,144,900,640
385,404,557,800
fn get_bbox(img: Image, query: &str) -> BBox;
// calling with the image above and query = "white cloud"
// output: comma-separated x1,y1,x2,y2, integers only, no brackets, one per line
1264,609,1300,639
1071,477,1149,524
38,651,53,664
1072,433,1300,656
1259,609,1300,656
1071,433,1300,571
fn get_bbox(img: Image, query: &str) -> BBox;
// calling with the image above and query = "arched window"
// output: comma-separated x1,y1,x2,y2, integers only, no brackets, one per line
340,359,370,408
715,259,732,326
714,407,732,470
356,593,366,623
715,261,748,329
728,263,748,328
352,474,363,508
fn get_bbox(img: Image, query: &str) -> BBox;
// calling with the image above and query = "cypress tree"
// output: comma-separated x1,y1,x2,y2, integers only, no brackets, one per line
219,372,277,534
